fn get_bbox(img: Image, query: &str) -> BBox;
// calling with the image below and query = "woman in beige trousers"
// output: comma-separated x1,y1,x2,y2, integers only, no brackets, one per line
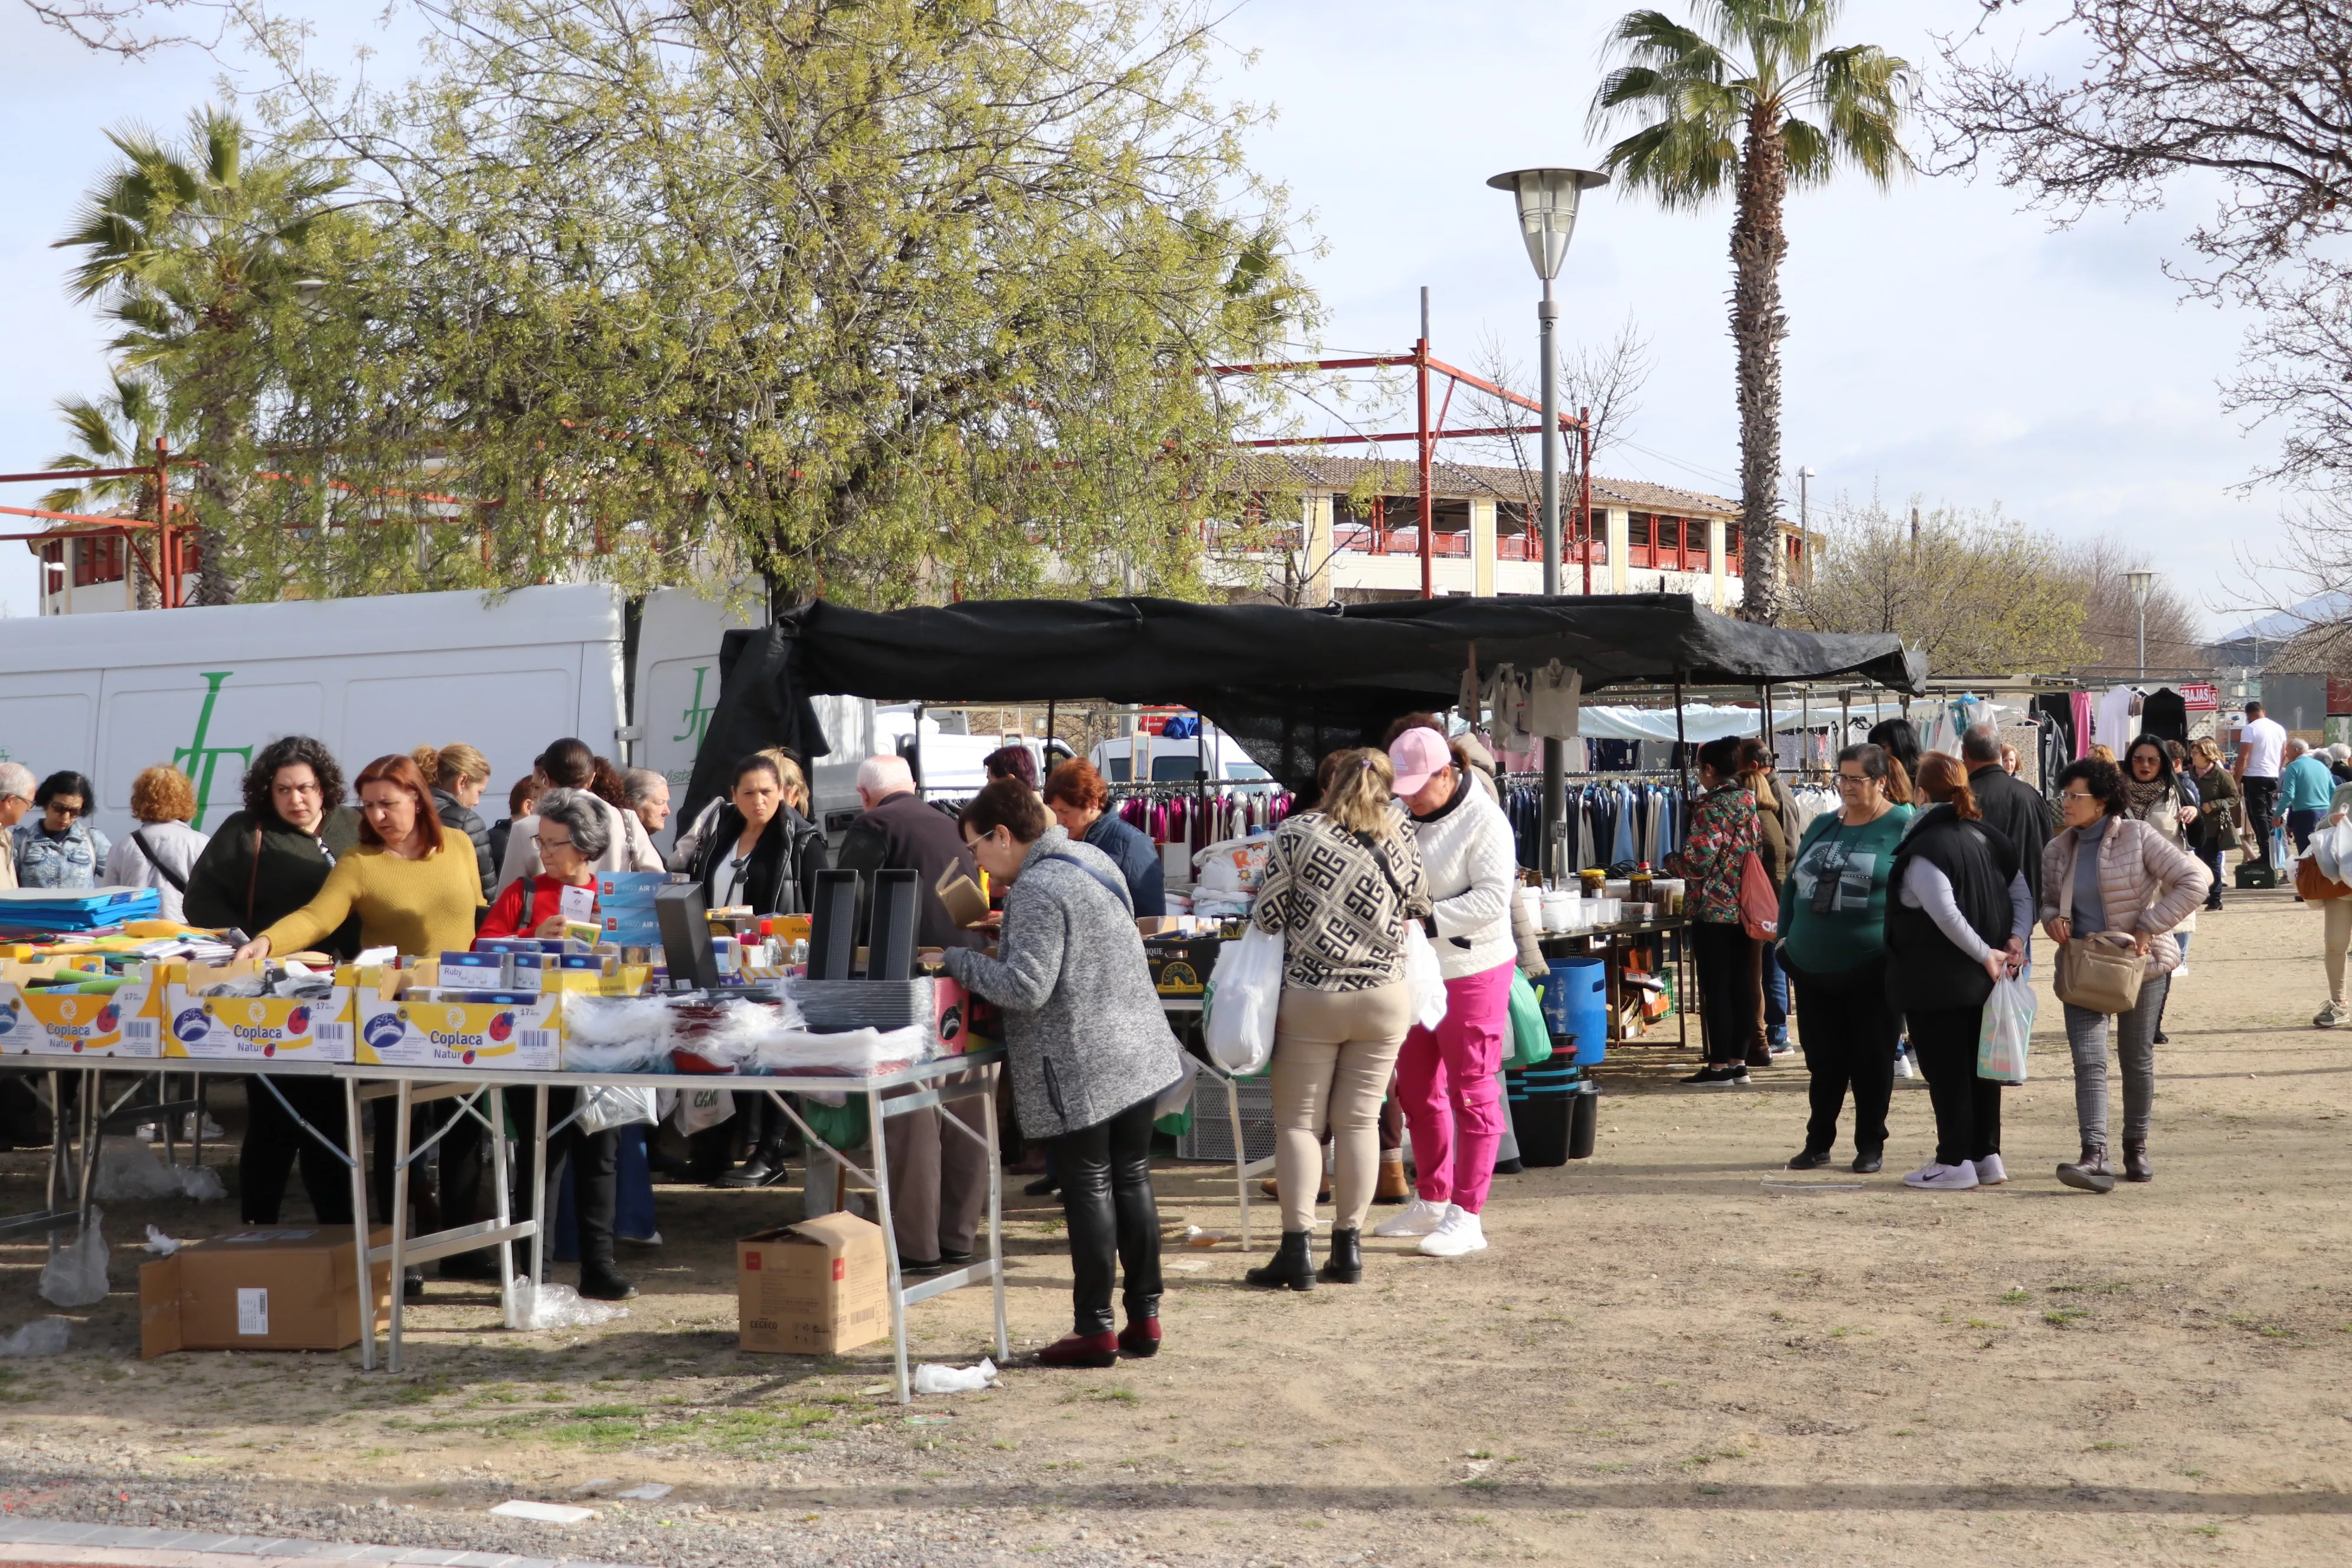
1244,749,1432,1291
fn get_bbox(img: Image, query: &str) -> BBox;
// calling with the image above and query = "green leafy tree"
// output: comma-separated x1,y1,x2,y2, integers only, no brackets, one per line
38,370,186,609
227,0,1311,612
1590,1,1911,624
53,104,345,604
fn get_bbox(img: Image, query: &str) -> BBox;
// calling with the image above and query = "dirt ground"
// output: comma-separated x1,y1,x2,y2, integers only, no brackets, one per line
2,880,2351,1567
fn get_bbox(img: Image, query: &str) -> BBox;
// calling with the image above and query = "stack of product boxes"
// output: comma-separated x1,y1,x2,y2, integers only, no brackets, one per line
597,871,677,952
0,956,164,1057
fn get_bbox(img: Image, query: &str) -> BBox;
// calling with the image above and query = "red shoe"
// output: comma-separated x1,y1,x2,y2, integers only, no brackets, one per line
1117,1315,1161,1358
1034,1331,1119,1368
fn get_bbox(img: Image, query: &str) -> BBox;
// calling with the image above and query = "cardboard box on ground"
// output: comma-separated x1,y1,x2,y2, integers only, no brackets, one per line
139,1226,393,1357
737,1213,890,1354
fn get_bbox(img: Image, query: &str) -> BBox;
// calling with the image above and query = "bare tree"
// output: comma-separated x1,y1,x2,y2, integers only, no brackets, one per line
21,0,226,55
1562,317,1655,466
2060,535,2205,675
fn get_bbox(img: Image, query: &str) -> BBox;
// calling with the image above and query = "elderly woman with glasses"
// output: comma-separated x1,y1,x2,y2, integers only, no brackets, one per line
1775,743,1916,1174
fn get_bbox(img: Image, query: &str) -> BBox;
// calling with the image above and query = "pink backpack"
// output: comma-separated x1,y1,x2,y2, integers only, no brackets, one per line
1737,850,1779,941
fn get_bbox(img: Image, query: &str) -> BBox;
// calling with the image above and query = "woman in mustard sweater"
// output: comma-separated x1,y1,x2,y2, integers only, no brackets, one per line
234,753,485,962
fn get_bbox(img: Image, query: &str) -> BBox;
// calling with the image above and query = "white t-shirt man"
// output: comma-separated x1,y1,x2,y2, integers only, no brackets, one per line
2239,714,2286,779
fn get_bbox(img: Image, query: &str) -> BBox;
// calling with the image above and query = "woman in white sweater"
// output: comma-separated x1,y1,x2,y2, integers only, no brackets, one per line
1373,727,1520,1259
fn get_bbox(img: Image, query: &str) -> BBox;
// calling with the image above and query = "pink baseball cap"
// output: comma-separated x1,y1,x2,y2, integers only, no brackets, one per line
1387,728,1451,796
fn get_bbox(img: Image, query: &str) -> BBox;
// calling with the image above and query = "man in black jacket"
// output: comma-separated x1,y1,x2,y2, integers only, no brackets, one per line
1962,724,2053,908
836,754,988,1273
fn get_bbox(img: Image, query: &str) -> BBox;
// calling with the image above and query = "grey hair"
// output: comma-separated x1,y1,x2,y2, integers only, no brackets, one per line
535,787,611,860
1959,723,2003,765
0,762,34,803
622,767,667,806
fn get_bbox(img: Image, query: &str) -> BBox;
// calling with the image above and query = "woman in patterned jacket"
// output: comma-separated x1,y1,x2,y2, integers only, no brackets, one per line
1666,737,1762,1087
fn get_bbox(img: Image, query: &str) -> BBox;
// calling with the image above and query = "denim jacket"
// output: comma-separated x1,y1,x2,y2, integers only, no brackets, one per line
15,819,112,890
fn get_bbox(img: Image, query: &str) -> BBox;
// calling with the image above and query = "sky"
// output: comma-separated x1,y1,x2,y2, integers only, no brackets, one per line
0,0,2299,634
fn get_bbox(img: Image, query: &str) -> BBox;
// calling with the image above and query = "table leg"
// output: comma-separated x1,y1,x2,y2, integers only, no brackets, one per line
344,1075,375,1372
528,1083,549,1292
981,1066,1008,1363
387,1079,413,1373
867,1089,911,1404
489,1086,517,1328
43,1070,63,1257
76,1069,100,1236
1227,1075,1250,1252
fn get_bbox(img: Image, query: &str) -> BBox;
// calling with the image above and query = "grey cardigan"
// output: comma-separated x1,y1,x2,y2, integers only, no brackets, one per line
940,827,1184,1139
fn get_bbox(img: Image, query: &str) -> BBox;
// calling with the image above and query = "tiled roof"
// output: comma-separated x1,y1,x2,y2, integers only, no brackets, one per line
1213,452,1757,520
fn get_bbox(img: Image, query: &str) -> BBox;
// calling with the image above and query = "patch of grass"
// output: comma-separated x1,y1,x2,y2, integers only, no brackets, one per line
2049,1282,2130,1295
2043,1308,2093,1327
2186,1524,2223,1540
1966,1318,2006,1331
539,1389,571,1403
2000,1288,2031,1304
2088,1440,2132,1452
1827,1326,1871,1338
1468,1448,1494,1460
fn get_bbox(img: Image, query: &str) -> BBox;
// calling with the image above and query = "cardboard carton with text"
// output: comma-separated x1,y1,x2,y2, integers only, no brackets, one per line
139,1226,392,1357
737,1213,890,1354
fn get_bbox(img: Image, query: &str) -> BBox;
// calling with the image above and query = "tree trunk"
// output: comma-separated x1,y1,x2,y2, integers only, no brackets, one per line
1731,111,1791,624
191,410,237,607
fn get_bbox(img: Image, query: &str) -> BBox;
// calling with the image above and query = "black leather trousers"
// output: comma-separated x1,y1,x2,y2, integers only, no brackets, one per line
1047,1092,1164,1335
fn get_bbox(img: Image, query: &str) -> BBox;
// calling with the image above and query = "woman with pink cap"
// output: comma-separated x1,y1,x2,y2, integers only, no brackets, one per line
1372,725,1521,1258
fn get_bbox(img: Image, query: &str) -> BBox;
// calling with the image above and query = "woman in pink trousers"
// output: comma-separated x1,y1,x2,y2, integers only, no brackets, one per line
1373,727,1520,1258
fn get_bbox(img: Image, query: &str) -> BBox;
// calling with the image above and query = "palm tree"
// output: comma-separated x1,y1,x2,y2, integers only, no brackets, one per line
1589,2,1910,623
53,106,344,605
40,371,185,609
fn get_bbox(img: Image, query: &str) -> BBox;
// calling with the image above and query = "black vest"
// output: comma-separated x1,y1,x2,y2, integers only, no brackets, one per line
1887,805,2018,1013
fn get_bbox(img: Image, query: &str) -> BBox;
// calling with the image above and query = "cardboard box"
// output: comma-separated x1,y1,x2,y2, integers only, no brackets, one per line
139,1226,391,1357
159,963,354,1063
596,871,681,904
354,986,562,1069
737,1213,890,1354
0,980,162,1057
1145,936,1221,997
934,865,989,930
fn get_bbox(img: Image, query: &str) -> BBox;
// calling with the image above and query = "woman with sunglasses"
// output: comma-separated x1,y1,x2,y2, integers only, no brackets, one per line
15,771,109,890
2041,757,2207,1191
1776,743,1915,1173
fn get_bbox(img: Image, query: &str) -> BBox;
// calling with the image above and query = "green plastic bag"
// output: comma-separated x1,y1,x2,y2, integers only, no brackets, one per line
1504,971,1553,1071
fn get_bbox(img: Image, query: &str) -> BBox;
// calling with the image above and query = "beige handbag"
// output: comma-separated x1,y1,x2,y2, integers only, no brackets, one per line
2053,829,2147,1015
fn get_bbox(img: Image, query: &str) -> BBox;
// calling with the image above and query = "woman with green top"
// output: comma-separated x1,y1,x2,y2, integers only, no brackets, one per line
1776,743,1916,1174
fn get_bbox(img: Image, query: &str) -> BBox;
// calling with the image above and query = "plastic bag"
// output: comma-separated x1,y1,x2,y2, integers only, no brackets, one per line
1202,926,1282,1075
39,1208,109,1308
574,1087,658,1136
1977,973,2034,1085
0,1318,70,1357
1403,924,1448,1034
913,1357,999,1394
748,1023,933,1074
96,1139,225,1202
1154,1048,1199,1119
511,1276,630,1330
1504,971,1551,1070
1193,837,1273,894
674,1087,735,1135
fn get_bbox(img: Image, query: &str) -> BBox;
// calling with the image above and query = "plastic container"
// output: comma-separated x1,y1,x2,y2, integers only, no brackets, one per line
1544,957,1609,1066
1568,1083,1599,1159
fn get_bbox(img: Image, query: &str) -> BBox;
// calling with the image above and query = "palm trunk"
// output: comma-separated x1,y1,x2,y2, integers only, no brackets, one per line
191,407,237,607
1731,113,1790,624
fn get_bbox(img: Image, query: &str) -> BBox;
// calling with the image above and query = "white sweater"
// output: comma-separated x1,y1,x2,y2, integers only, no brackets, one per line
1406,779,1518,980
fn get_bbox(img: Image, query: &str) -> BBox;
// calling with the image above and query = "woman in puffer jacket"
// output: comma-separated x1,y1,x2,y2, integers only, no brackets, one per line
2040,756,2209,1193
1373,726,1520,1260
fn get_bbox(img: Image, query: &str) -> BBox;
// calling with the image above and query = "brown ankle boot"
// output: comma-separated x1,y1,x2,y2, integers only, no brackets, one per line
2121,1141,2153,1182
2057,1143,2116,1194
1373,1156,1410,1204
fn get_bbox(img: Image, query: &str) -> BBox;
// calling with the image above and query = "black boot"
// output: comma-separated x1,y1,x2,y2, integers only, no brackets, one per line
1244,1230,1315,1292
2121,1140,2154,1182
715,1139,788,1189
1318,1227,1363,1285
579,1260,637,1301
2057,1142,2116,1194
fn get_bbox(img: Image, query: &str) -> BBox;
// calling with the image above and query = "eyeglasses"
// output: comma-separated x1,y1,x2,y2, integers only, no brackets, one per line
540,832,574,851
276,781,323,796
2062,789,2096,803
1835,772,1873,787
47,801,83,819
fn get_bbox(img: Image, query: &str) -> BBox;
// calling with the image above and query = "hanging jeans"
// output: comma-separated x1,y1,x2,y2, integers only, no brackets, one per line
2063,976,2168,1148
1789,956,1899,1157
1396,961,1513,1214
1048,1092,1164,1336
1908,1005,2002,1166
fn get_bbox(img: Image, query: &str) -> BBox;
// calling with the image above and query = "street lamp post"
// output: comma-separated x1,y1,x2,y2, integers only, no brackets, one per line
2125,570,2156,680
1488,166,1606,883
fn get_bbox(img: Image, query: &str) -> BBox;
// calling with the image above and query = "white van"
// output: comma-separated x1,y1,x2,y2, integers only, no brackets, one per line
1090,718,1272,788
0,583,761,848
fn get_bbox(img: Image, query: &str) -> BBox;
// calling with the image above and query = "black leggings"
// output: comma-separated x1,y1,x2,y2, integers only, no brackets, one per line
1791,958,1898,1156
240,1076,354,1224
1047,1093,1164,1337
1908,1005,2002,1166
1690,921,1752,1064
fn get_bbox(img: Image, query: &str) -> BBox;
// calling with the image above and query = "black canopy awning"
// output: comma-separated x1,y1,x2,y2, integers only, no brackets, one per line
685,593,1924,811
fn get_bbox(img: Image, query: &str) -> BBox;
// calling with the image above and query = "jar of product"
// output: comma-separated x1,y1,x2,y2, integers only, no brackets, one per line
1628,862,1654,903
1579,868,1606,896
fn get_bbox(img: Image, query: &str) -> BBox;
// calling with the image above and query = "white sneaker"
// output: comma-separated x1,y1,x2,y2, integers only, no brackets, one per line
1373,1196,1449,1238
1894,1048,1916,1080
2317,1000,2348,1029
1906,1160,1942,1183
185,1112,224,1140
1418,1206,1488,1257
2171,964,2190,979
1974,1154,2008,1186
1903,1161,1980,1191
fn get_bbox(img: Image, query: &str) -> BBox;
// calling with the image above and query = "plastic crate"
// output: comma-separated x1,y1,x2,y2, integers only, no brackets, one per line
1173,1073,1276,1164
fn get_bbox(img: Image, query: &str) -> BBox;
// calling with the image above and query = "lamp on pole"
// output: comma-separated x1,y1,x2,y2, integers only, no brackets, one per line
1489,165,1606,883
2125,570,2156,680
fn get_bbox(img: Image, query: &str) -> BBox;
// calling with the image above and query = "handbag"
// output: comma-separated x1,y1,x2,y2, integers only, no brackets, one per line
2052,829,2147,1015
2296,852,2352,901
1504,969,1553,1070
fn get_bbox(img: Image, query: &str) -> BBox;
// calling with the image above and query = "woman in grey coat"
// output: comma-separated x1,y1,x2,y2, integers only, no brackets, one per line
941,778,1185,1369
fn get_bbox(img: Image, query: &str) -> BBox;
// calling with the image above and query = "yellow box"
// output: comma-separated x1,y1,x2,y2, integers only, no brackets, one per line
354,991,561,1070
0,981,161,1057
159,962,354,1063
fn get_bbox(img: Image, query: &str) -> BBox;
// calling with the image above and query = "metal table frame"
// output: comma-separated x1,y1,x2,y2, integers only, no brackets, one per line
0,1050,1005,1402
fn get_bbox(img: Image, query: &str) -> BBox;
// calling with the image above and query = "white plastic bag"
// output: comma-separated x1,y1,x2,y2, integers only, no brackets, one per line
1193,837,1273,895
39,1208,109,1308
1202,926,1282,1075
2314,816,2352,884
1403,924,1448,1033
1977,973,2034,1085
1154,1049,1200,1119
574,1087,658,1136
913,1357,999,1394
674,1087,736,1135
511,1276,630,1330
96,1140,226,1202
0,1318,70,1357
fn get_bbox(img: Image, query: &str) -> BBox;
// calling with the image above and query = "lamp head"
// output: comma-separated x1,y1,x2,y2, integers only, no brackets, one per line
1486,168,1609,282
292,278,329,308
2124,570,2156,606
